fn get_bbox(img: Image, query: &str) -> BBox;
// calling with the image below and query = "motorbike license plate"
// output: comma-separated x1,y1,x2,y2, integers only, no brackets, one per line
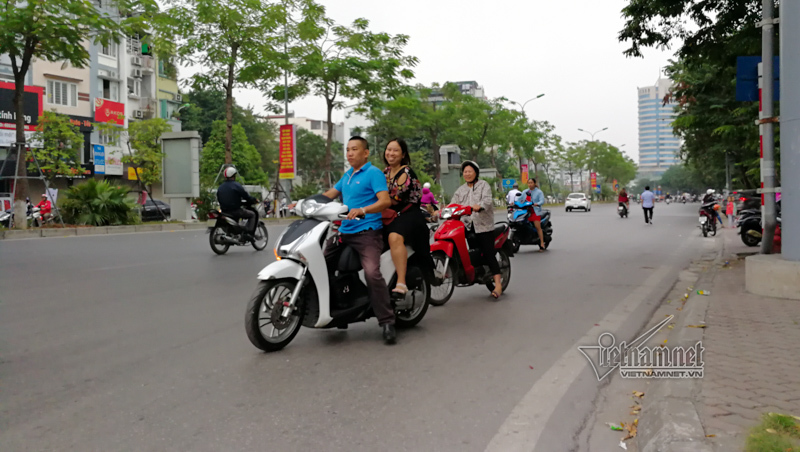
699,216,707,224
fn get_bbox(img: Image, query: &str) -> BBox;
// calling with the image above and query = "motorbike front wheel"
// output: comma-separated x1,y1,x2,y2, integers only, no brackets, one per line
209,227,230,255
251,223,269,251
245,280,305,352
429,252,456,306
486,249,511,293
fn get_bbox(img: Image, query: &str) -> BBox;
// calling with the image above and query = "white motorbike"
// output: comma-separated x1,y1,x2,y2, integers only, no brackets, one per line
245,195,431,352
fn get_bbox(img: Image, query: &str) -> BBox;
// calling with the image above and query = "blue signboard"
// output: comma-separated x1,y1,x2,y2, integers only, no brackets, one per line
736,56,779,102
93,144,105,175
595,185,601,194
502,178,516,189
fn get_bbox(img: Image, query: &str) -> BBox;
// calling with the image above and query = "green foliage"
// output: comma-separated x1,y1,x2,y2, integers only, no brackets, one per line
291,183,321,200
29,111,83,181
657,164,708,193
744,413,800,452
290,14,418,172
200,121,266,186
192,186,217,221
296,128,343,183
123,118,174,193
62,179,137,226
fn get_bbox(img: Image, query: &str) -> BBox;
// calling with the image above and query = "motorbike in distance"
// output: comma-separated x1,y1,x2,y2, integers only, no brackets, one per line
698,201,720,237
244,194,431,352
507,197,552,252
428,204,514,306
206,203,268,255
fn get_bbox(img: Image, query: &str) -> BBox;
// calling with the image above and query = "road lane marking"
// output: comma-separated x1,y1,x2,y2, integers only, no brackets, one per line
484,264,674,452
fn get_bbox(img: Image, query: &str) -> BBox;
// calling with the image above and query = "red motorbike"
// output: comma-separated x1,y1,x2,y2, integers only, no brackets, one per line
428,204,514,306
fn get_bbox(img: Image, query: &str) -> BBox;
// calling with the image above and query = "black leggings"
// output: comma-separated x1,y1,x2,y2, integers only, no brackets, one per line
469,231,501,276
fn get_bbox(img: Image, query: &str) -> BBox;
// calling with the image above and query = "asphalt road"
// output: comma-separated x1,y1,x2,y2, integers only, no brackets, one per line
0,202,708,452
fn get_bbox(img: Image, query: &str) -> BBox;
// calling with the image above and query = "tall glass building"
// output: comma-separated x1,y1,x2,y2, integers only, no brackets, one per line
637,78,681,179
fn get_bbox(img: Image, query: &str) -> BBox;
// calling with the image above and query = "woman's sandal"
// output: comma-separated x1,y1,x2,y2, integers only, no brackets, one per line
490,288,502,300
392,283,408,299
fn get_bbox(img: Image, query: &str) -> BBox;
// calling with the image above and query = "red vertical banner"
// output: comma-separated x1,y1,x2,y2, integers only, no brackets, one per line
520,164,529,185
590,172,598,192
279,124,296,180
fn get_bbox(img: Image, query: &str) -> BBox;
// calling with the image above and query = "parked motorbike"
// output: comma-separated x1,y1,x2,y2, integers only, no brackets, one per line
618,203,629,218
244,194,430,352
507,197,552,252
206,204,268,255
428,204,514,306
736,201,782,247
698,202,720,237
0,209,11,228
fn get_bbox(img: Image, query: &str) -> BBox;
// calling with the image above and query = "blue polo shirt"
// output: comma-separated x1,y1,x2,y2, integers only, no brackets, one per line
334,162,388,234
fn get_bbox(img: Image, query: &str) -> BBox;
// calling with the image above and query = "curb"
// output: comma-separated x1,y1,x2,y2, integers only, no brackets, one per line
0,219,297,240
636,234,725,452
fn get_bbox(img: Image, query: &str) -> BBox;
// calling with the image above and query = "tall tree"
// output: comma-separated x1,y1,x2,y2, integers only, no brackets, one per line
29,111,83,183
161,0,290,165
124,118,174,196
200,120,266,186
292,16,418,184
0,0,157,226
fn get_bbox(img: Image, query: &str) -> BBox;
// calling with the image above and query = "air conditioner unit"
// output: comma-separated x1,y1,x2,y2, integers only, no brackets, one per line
132,68,142,78
133,110,144,119
108,71,117,79
132,56,142,66
175,93,182,102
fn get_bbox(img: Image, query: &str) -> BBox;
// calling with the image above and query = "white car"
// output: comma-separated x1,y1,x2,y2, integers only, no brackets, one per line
565,193,591,212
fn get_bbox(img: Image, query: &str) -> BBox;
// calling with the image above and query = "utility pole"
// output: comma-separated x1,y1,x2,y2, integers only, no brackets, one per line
760,0,778,254
781,0,799,260
578,127,608,198
725,151,732,196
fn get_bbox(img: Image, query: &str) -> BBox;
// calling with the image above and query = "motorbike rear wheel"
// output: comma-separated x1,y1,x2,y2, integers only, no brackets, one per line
245,280,305,352
395,265,430,328
209,227,230,255
251,223,269,251
486,249,511,293
740,223,761,247
702,223,709,237
429,251,455,306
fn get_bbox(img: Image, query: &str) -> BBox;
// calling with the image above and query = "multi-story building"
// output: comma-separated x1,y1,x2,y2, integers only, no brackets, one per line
155,54,182,131
265,114,344,144
637,78,681,179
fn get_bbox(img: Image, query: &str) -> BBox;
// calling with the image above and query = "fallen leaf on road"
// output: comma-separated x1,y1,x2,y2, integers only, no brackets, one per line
668,324,675,329
622,419,638,440
677,307,683,311
706,434,716,437
645,368,653,376
666,299,672,304
595,323,600,326
688,286,694,290
687,325,707,328
766,428,778,434
633,391,645,398
663,339,668,344
529,365,534,369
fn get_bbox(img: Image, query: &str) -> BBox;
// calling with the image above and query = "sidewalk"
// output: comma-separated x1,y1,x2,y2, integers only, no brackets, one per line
638,228,800,451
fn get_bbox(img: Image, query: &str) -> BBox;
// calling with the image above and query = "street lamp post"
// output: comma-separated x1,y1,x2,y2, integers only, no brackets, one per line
509,94,545,181
577,127,608,196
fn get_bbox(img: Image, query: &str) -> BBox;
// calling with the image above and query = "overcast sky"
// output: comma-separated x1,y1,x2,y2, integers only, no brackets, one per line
222,0,675,163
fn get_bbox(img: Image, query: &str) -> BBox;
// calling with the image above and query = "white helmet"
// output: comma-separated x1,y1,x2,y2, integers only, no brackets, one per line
423,182,431,189
706,188,714,195
224,167,238,178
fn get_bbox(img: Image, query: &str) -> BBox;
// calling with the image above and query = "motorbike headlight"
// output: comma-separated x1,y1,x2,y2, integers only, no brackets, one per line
299,199,321,217
440,207,455,219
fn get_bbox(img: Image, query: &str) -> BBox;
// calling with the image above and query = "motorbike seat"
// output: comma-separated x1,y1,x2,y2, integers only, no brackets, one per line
337,246,363,273
493,222,508,238
540,209,551,221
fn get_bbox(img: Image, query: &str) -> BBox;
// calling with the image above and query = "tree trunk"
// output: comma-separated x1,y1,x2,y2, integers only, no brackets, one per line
324,97,333,187
224,45,238,165
12,67,29,229
431,131,441,183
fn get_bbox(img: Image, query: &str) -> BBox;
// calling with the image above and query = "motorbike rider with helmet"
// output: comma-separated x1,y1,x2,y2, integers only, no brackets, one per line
702,189,724,227
216,167,258,241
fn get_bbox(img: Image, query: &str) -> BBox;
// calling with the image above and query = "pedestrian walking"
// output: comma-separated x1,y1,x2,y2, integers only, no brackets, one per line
641,185,655,224
726,195,735,227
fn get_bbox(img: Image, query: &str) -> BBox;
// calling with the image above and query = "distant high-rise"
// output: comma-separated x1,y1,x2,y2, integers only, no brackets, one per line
637,78,681,178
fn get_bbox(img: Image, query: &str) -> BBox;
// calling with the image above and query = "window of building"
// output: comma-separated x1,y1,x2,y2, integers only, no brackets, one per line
100,42,117,58
99,129,119,146
47,80,77,107
127,78,141,97
101,79,119,102
310,120,321,130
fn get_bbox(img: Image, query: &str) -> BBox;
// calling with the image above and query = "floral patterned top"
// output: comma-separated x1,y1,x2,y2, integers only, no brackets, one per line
384,166,422,212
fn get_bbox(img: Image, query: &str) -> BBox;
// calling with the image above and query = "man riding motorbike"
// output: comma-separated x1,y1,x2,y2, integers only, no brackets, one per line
217,167,258,241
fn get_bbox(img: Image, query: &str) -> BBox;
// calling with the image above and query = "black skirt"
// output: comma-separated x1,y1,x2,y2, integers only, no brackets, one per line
385,206,426,238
